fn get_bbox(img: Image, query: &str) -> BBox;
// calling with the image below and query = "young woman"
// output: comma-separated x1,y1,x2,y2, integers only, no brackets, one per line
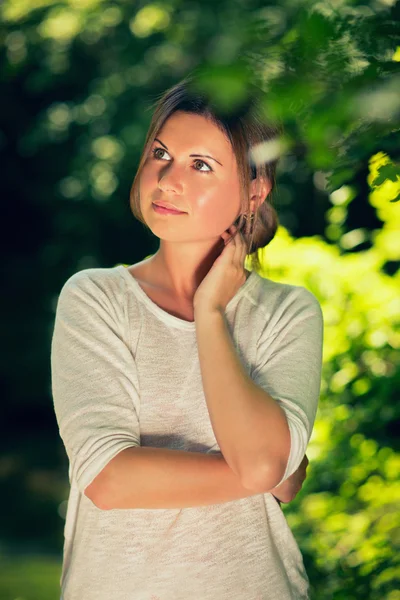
51,73,323,599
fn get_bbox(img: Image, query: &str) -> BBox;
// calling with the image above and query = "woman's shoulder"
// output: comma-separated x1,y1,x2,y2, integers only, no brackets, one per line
57,265,127,311
251,272,321,314
61,265,122,289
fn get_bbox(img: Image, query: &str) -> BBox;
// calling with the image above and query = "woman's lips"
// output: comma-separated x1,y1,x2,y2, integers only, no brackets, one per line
152,203,187,215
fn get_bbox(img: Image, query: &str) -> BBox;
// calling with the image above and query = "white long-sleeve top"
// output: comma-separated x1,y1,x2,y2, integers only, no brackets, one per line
50,264,324,600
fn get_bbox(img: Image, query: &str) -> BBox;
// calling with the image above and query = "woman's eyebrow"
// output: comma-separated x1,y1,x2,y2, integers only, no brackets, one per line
154,137,223,166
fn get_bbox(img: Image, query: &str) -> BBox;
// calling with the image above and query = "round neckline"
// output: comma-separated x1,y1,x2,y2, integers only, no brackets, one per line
115,264,259,330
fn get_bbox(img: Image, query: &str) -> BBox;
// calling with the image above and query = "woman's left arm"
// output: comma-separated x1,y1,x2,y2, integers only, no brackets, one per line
193,224,324,494
270,453,309,505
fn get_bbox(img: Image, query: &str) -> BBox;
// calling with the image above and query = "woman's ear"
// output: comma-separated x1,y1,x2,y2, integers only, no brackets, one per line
250,176,272,209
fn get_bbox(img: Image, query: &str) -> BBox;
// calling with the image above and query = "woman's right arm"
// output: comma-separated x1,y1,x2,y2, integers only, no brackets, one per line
51,270,287,512
87,446,270,510
51,270,142,500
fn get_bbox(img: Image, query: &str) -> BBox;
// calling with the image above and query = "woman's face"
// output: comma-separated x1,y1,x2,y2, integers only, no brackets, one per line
139,110,243,242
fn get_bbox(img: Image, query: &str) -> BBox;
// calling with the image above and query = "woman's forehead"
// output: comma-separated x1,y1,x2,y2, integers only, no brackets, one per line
157,112,233,155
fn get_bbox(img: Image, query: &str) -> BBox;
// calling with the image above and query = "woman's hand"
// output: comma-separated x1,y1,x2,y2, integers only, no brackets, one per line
193,225,248,314
271,454,309,504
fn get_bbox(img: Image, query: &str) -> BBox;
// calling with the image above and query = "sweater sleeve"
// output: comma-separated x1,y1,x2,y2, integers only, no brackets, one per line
50,270,141,496
251,286,324,486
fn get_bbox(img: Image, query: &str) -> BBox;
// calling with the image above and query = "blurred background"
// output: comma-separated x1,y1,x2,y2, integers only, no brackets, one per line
1,0,399,598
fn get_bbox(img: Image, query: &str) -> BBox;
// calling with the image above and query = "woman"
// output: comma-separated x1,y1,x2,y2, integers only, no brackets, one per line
51,73,323,599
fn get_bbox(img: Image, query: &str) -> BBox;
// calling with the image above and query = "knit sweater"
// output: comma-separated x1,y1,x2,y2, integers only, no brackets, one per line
51,264,324,600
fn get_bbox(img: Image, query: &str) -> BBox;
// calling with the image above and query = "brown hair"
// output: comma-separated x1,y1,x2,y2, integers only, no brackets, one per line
129,72,283,272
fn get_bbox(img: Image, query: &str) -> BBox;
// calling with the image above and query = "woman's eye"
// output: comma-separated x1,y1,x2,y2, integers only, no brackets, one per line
152,147,168,161
193,159,212,173
151,147,212,173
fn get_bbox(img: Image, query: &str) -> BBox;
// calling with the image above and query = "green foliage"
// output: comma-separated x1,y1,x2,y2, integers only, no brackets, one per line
1,0,399,598
256,168,399,598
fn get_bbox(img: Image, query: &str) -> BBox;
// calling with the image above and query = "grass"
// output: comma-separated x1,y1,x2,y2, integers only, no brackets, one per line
0,555,62,600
